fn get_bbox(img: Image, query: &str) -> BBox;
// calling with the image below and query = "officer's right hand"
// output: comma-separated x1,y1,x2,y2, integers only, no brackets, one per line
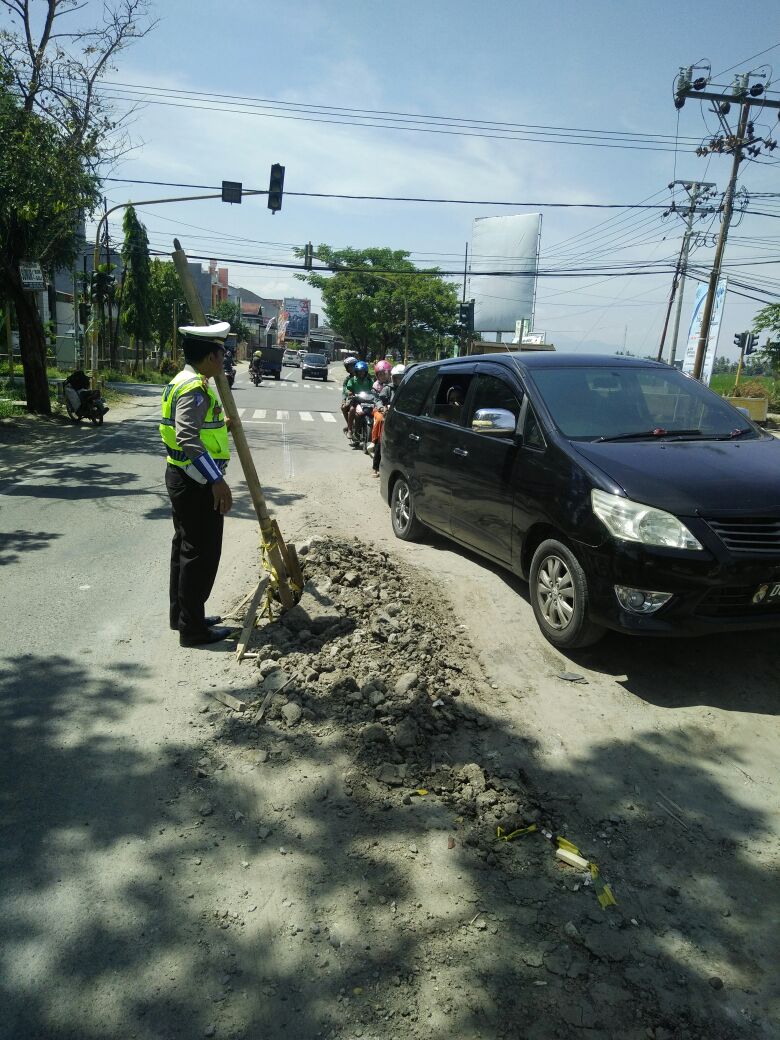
212,478,233,515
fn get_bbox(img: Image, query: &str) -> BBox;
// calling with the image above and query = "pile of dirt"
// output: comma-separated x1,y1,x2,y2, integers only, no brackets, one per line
194,536,761,1040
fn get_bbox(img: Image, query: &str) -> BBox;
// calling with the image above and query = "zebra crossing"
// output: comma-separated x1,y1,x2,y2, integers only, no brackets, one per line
236,407,338,424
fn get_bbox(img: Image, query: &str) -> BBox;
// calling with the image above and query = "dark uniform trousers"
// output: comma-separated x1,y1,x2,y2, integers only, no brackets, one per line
166,464,224,637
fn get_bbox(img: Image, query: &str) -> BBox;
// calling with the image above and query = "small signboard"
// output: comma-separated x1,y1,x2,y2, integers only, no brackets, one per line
20,261,45,291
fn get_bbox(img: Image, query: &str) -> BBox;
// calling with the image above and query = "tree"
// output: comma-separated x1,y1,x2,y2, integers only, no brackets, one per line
148,259,188,356
753,303,780,371
212,299,251,343
0,79,100,410
0,0,154,411
119,206,151,372
295,245,459,360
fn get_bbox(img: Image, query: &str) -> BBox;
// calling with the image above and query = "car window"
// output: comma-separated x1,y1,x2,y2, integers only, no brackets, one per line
524,404,546,449
530,365,755,441
393,366,440,416
422,372,474,424
468,374,522,426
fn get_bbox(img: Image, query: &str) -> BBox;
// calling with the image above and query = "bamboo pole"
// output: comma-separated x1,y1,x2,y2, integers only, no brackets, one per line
170,238,296,610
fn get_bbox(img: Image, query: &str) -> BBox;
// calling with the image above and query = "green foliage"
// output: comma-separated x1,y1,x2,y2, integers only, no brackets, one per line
753,304,780,369
295,244,459,360
211,299,251,342
148,259,187,350
119,205,152,344
0,80,101,296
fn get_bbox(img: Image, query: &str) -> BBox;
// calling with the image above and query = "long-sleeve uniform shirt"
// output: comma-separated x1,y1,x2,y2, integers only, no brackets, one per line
175,365,229,485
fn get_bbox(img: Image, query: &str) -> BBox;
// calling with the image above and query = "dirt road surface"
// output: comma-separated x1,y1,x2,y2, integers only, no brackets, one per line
1,366,776,1040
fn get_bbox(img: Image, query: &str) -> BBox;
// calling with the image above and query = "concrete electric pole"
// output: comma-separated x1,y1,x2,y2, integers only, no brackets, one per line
673,67,780,380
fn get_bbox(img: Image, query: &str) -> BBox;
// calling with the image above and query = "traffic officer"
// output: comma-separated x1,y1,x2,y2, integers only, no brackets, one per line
160,321,235,646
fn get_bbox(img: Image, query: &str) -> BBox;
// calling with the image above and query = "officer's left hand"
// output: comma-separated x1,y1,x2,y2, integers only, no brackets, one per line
225,417,233,433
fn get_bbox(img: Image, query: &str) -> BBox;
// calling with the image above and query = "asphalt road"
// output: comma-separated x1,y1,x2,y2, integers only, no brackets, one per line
1,360,778,1037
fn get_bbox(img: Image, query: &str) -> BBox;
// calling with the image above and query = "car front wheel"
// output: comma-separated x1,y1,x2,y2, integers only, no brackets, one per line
390,477,424,541
529,539,604,649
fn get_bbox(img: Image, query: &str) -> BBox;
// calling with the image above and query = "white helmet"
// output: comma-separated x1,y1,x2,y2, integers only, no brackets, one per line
344,356,357,369
391,364,406,378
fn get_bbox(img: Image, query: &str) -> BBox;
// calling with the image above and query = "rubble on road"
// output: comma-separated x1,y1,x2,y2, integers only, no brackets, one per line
182,536,760,1040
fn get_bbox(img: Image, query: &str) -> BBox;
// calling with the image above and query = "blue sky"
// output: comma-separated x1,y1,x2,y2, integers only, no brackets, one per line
85,0,780,358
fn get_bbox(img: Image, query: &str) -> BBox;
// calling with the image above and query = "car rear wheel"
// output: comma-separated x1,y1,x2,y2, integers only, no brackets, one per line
529,539,604,649
390,477,424,541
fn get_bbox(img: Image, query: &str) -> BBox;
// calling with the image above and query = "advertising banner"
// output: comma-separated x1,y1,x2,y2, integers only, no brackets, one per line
681,279,727,385
282,297,310,340
469,214,541,333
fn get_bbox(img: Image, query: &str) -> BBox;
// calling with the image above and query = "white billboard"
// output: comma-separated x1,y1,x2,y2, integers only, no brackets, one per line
469,214,541,333
682,279,727,385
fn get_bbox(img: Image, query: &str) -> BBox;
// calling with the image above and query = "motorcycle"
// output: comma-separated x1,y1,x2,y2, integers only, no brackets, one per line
250,365,262,386
224,360,236,388
349,390,377,453
63,370,109,425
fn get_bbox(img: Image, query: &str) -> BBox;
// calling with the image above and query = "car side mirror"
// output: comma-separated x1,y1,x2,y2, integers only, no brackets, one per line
471,407,517,437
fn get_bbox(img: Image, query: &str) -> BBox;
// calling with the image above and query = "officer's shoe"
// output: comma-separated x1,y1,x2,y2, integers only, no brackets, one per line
170,615,223,631
180,625,235,647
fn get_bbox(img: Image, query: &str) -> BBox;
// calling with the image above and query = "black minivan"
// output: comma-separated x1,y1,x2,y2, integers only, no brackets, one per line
379,353,780,648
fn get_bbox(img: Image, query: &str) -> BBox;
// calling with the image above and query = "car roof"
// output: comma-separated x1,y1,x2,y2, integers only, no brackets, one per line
414,352,667,372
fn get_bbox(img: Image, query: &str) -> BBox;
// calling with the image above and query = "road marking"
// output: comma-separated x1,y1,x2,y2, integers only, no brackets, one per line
276,410,289,420
300,411,313,421
252,408,266,419
321,413,336,423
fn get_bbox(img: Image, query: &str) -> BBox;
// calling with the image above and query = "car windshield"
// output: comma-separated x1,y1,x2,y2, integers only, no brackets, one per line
305,354,326,364
530,365,756,442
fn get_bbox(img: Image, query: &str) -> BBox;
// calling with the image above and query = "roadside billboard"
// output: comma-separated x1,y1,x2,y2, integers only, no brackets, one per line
682,279,727,385
282,297,310,340
469,214,541,333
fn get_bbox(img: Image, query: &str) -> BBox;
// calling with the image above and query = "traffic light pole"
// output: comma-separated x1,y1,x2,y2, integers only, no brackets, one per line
88,188,270,388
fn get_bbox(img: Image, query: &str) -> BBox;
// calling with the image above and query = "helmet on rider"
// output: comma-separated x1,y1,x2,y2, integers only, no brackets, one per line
253,350,263,359
391,363,406,385
374,359,392,375
344,356,357,370
354,360,369,375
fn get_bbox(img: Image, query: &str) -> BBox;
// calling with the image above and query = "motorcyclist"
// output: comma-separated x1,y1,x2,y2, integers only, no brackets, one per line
249,349,263,380
344,360,373,437
372,363,405,476
340,356,357,431
372,359,392,393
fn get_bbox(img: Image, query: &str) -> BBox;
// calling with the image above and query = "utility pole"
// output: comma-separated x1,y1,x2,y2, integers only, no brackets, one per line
656,180,716,364
673,68,780,380
5,304,13,386
403,296,410,366
172,300,178,364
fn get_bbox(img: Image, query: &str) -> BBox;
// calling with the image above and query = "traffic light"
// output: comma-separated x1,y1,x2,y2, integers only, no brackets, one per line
267,163,285,213
78,301,92,324
303,242,313,270
733,331,747,352
746,333,759,355
458,300,474,333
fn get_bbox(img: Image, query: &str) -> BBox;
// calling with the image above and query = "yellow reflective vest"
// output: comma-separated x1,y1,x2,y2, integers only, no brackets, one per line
159,370,230,469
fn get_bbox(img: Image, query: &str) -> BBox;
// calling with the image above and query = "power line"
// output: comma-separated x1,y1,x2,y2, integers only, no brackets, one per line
101,177,675,209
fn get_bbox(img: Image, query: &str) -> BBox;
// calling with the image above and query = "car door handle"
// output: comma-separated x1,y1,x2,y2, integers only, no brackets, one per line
453,447,469,458
408,433,421,442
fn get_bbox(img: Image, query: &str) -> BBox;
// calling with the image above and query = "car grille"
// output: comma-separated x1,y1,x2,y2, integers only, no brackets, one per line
705,517,780,555
696,585,780,617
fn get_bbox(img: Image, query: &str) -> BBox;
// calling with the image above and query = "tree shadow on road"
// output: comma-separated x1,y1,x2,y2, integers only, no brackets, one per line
1,638,775,1040
0,529,62,566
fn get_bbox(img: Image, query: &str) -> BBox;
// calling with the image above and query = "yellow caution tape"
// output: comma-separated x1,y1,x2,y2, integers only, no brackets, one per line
556,836,582,855
589,862,618,908
496,823,538,842
495,826,617,909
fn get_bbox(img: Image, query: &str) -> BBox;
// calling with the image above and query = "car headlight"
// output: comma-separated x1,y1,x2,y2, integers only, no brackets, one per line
591,489,702,550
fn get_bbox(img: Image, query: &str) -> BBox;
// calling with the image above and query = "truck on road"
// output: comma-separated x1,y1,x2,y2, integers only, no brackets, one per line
259,345,284,380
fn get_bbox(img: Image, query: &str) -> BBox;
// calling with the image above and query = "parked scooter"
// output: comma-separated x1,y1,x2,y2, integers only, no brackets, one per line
63,370,109,425
349,390,377,453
